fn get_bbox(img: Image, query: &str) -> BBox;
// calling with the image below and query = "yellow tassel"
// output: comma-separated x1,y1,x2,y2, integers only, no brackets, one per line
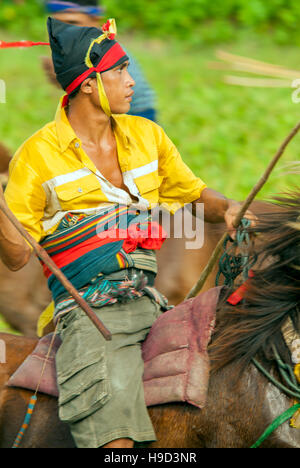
84,19,117,68
290,365,300,428
96,72,111,116
290,401,300,429
83,19,117,116
84,34,106,68
37,301,55,337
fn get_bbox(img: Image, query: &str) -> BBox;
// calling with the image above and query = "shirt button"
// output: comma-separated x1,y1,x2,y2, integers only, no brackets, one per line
75,142,80,149
77,188,83,193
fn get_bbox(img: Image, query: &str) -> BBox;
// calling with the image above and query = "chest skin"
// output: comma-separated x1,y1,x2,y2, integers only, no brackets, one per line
81,137,137,200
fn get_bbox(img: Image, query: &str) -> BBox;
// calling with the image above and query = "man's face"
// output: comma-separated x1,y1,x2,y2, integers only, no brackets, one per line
52,11,101,28
92,61,135,114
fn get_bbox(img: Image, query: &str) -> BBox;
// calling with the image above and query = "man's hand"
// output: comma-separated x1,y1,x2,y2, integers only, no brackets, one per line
224,201,257,240
192,188,257,240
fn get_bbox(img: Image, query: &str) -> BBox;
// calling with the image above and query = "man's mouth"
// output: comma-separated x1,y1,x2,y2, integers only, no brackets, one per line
125,91,134,101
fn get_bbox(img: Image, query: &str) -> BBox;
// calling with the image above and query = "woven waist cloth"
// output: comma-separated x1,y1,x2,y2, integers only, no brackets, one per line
54,268,171,320
39,204,167,310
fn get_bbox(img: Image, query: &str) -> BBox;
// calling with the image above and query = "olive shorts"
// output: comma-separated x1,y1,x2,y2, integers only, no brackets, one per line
55,296,162,448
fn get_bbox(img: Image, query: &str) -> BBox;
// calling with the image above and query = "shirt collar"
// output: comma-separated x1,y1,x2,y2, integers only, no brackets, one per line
55,104,77,153
55,104,131,153
111,115,131,149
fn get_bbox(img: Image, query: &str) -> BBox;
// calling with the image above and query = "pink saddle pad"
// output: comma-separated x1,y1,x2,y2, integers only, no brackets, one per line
7,287,222,408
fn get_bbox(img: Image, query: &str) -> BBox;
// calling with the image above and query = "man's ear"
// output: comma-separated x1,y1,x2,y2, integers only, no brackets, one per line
80,78,95,95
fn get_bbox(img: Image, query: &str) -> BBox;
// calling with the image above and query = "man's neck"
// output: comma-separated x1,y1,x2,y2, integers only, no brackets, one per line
67,96,113,147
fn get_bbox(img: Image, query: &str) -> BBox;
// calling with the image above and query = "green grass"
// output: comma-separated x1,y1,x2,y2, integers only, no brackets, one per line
0,316,18,334
0,29,299,202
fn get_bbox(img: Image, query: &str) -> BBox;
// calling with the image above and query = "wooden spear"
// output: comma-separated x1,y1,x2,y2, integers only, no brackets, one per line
0,199,112,341
185,120,300,300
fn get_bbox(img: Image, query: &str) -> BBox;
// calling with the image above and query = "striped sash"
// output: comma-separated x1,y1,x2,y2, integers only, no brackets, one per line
40,205,166,301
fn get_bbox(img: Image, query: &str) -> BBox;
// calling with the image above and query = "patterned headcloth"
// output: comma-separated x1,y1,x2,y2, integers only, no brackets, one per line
45,0,104,17
47,17,128,115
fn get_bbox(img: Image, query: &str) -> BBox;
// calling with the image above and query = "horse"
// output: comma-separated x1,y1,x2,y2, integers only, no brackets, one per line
0,190,299,448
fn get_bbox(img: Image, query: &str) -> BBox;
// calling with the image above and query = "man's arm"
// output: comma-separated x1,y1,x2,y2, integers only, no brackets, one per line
192,187,256,236
0,186,31,271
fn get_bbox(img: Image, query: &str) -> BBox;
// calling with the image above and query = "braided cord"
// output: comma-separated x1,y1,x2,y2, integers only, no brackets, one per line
251,345,300,448
216,218,257,287
251,403,300,448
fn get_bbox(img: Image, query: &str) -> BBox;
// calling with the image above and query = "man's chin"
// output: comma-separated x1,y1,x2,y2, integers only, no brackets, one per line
111,104,131,115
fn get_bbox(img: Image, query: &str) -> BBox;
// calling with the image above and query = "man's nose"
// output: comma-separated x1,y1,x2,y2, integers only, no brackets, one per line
126,71,136,88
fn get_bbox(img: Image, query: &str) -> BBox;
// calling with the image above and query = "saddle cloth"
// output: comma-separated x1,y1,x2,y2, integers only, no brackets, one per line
7,287,223,409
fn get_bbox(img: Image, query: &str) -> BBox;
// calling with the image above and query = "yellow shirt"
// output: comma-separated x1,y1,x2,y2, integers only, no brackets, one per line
5,106,206,243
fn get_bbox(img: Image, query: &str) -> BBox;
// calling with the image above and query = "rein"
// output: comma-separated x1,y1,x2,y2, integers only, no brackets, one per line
250,402,300,448
215,218,256,288
251,345,300,448
12,319,61,448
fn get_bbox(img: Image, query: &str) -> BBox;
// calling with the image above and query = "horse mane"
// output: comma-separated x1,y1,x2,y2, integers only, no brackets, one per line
209,190,300,374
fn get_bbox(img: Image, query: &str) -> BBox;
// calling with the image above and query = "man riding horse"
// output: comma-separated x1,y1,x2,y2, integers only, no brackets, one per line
1,18,254,448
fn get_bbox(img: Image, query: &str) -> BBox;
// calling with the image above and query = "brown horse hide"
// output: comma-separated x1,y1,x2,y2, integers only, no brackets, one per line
0,256,51,336
0,200,274,337
0,143,11,189
0,143,11,174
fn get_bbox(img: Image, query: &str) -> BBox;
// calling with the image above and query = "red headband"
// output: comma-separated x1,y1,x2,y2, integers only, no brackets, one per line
65,42,126,96
61,42,126,107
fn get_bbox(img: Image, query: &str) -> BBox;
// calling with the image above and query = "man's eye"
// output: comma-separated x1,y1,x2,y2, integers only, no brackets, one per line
118,63,129,72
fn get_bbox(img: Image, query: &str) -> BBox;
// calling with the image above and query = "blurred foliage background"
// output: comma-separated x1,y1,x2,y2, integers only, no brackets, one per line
0,0,299,332
0,0,298,198
2,0,300,45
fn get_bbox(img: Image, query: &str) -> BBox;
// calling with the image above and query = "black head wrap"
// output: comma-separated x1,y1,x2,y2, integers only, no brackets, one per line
47,17,128,92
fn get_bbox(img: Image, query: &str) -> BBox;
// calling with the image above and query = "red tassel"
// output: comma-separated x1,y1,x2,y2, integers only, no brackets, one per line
61,94,69,108
102,20,111,32
227,270,254,305
0,40,49,49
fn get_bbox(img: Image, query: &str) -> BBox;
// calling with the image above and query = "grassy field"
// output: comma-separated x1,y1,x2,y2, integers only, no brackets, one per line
0,30,299,332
